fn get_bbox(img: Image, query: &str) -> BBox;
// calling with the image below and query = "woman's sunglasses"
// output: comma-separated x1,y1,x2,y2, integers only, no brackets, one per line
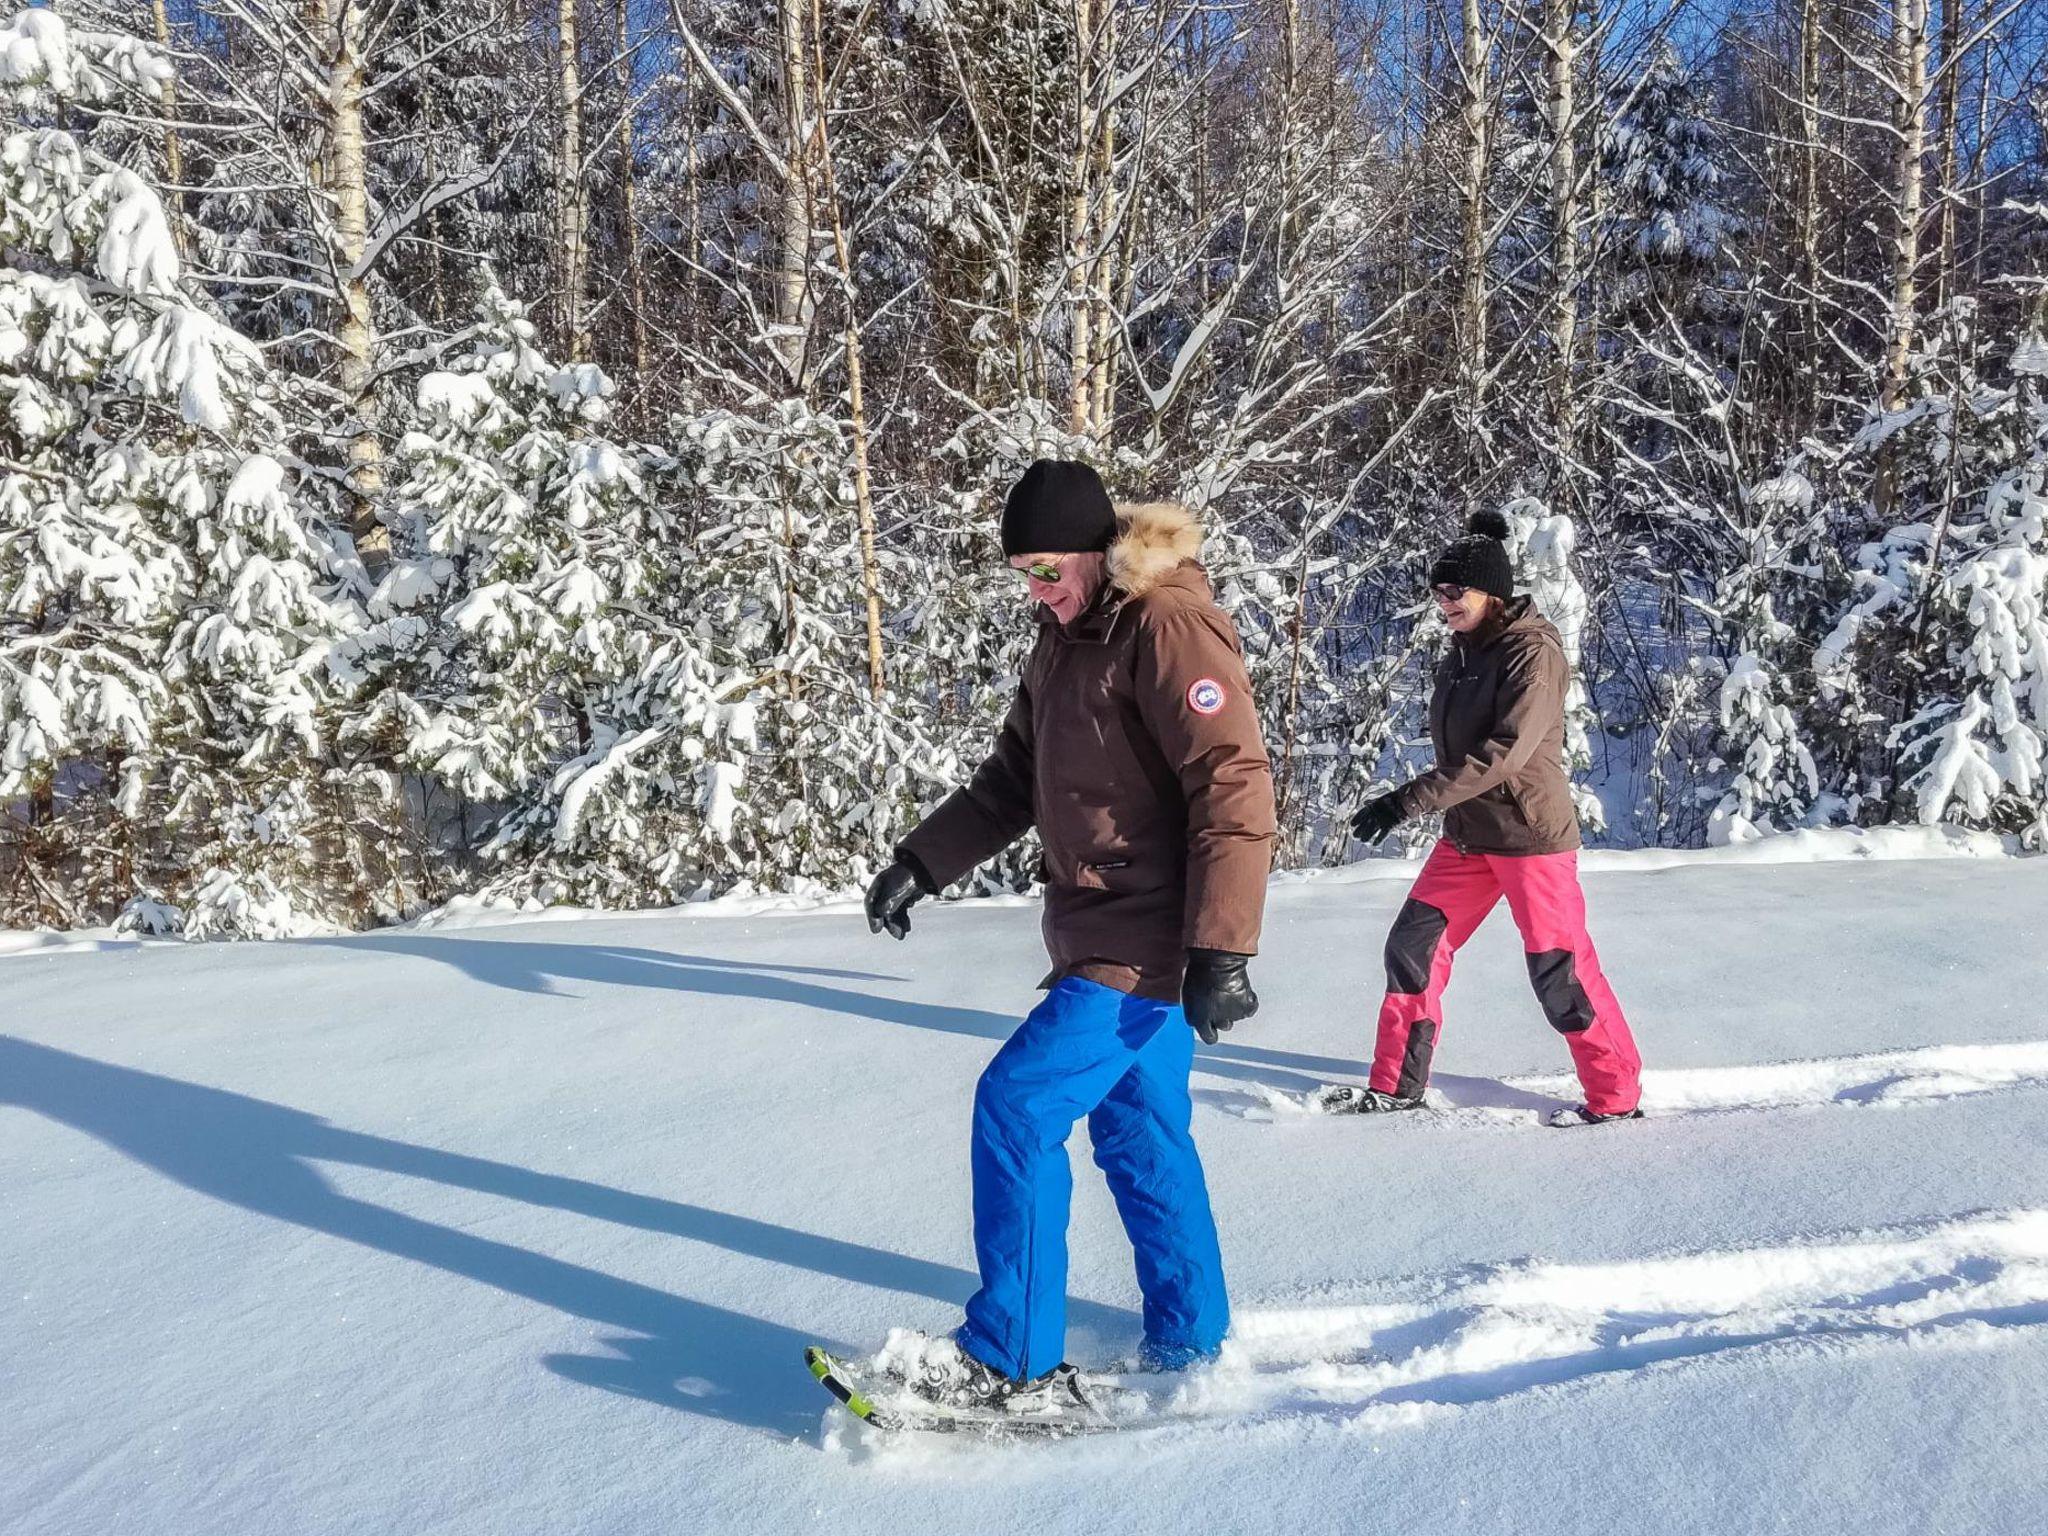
1017,559,1066,583
1431,582,1469,603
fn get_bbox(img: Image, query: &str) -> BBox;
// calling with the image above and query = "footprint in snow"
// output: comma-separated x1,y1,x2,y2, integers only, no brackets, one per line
1215,1040,2048,1126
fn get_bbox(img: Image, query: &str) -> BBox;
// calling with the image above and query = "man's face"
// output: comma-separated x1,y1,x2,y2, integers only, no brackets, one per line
1011,551,1105,625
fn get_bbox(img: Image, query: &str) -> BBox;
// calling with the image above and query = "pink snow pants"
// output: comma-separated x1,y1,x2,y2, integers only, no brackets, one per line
1371,844,1642,1116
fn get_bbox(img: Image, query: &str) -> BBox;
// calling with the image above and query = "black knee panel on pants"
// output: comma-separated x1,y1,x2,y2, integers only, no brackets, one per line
1385,899,1448,995
1526,949,1596,1033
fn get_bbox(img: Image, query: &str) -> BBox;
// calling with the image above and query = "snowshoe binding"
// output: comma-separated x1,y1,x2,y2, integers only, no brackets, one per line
1546,1104,1646,1128
1311,1084,1425,1115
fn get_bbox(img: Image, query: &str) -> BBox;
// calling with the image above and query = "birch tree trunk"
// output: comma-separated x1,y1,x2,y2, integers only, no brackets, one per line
317,0,384,556
1455,0,1494,452
1934,0,1964,308
148,0,188,259
1797,0,1824,429
1067,0,1098,438
1876,0,1929,519
806,0,885,696
615,0,649,389
422,34,447,325
774,0,813,390
1542,0,1582,501
557,0,590,362
1087,17,1120,443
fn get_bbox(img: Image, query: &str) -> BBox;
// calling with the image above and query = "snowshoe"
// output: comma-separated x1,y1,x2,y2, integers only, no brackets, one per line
806,1332,1122,1438
1546,1104,1646,1128
1311,1084,1425,1115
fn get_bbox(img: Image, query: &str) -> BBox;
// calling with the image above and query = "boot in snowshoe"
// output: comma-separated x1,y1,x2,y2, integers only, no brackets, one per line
899,1334,1093,1417
1546,1104,1645,1127
1312,1084,1425,1115
808,1336,1141,1437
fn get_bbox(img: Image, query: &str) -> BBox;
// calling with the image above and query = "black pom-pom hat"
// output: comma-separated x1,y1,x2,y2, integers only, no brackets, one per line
1428,511,1516,600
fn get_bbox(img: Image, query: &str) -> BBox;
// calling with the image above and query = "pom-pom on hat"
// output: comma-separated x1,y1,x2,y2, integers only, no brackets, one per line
1001,460,1116,557
1429,510,1516,600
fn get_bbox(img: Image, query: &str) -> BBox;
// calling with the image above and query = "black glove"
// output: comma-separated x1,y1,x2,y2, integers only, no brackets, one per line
1349,791,1405,847
1182,949,1258,1046
864,855,934,940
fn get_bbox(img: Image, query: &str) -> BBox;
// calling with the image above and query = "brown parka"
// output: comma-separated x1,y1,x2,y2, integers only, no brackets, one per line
898,502,1277,1001
1396,596,1583,855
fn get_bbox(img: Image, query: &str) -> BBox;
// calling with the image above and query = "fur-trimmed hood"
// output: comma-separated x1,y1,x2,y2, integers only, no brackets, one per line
1105,500,1203,599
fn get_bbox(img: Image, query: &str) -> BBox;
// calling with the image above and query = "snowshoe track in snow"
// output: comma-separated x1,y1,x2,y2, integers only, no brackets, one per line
1220,1040,2048,1123
827,1212,2048,1450
1163,1210,2048,1435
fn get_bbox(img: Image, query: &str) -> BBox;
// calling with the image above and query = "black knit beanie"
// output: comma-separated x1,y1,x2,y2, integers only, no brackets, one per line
1000,460,1116,557
1428,510,1516,600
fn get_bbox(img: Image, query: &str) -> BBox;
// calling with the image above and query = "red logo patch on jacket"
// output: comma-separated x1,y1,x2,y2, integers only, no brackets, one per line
1186,677,1227,715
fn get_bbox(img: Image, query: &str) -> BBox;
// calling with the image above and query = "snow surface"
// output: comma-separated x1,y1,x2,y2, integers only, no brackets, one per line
5,850,2048,1533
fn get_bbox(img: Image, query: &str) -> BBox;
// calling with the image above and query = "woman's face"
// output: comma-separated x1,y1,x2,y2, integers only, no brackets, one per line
1012,551,1106,624
1434,583,1492,634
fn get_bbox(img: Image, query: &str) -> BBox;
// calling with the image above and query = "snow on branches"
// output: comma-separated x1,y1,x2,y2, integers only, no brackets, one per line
1,4,357,934
1503,498,1607,834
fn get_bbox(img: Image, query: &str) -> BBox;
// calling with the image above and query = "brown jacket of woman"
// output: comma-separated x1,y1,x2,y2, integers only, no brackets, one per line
898,502,1277,1001
1397,595,1583,855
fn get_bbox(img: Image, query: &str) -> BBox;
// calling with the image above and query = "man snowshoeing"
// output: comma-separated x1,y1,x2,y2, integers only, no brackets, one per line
860,459,1276,1418
1330,511,1644,1126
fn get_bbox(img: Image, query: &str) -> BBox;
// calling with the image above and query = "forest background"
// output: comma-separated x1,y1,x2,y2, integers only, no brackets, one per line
2,0,2045,936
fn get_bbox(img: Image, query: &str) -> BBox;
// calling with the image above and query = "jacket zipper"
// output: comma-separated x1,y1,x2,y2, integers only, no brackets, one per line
1448,639,1470,853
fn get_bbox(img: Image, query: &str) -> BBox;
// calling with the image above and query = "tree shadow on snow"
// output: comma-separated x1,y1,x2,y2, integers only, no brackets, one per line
0,1035,1139,1437
314,934,1338,1095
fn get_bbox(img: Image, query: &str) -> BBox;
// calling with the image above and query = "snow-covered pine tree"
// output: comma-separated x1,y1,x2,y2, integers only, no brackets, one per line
1,6,361,935
350,344,961,912
1706,469,1822,844
1808,299,2023,825
1887,326,2048,844
637,393,963,898
1599,43,1732,274
348,287,674,895
1500,497,1608,834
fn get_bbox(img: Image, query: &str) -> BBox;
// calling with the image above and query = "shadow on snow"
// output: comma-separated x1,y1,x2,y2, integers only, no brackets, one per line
311,933,1349,1093
1,938,1371,1437
0,1034,1138,1438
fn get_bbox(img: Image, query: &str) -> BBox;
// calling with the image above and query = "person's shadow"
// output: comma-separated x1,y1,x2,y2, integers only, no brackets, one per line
3,937,1359,1435
315,934,1352,1092
0,1035,1133,1437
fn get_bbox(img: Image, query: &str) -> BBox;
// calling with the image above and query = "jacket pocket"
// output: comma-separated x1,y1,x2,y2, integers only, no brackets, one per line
1074,856,1166,894
1505,777,1572,846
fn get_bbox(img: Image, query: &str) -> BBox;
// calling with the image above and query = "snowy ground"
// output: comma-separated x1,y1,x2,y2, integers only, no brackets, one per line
6,845,2047,1534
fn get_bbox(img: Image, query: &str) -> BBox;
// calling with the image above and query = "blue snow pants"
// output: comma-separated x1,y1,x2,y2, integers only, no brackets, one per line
956,977,1229,1381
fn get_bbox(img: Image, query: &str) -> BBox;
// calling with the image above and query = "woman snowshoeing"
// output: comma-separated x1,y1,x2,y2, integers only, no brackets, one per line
1327,511,1644,1127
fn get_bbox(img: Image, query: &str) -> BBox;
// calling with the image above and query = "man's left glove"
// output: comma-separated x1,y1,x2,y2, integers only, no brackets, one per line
864,854,936,940
1182,949,1258,1046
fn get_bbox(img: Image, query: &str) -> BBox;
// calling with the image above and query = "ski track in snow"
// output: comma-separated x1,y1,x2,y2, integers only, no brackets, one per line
833,1210,2048,1453
1210,1040,2048,1124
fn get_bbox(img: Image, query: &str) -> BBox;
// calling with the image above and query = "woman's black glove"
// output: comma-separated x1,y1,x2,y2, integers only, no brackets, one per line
1349,791,1405,846
1183,949,1258,1045
864,855,935,940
